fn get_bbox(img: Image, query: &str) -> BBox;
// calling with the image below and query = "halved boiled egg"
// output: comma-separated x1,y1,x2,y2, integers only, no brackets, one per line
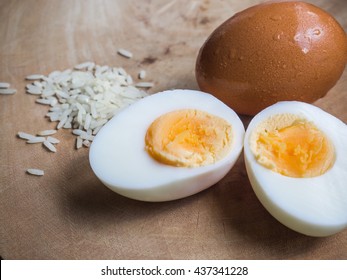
89,89,245,202
244,101,347,236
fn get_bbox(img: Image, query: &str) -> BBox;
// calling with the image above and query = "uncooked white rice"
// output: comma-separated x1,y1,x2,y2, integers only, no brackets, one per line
36,98,52,105
49,71,61,79
76,136,83,149
138,70,146,80
0,88,17,95
26,74,44,80
72,129,83,136
18,132,36,140
84,113,91,130
57,116,67,129
0,82,10,88
135,82,154,88
79,131,94,141
92,125,102,135
63,120,72,129
27,168,44,176
74,61,95,70
26,84,42,94
27,137,46,144
24,60,152,150
82,139,90,147
47,136,60,144
117,48,133,58
38,129,57,136
126,75,133,85
43,140,57,152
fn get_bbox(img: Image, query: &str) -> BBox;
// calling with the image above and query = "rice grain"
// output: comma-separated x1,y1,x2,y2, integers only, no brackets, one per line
47,136,60,144
18,132,36,140
72,129,83,136
26,84,43,94
84,113,91,130
82,140,90,147
0,82,10,88
27,137,46,144
76,137,83,149
117,49,133,59
0,88,17,95
36,98,52,105
135,82,154,88
43,140,57,152
74,62,95,70
138,70,146,80
27,168,44,176
38,129,57,136
80,132,94,141
26,74,44,80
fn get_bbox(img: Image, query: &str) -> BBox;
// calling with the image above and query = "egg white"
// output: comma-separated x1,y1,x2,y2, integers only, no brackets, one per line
244,101,347,236
90,89,245,202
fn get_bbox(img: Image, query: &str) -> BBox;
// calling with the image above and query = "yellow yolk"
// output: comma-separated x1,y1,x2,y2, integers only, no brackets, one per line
145,109,232,167
251,115,335,178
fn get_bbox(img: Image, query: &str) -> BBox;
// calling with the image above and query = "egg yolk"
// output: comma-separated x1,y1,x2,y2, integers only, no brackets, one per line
252,116,335,178
145,109,232,167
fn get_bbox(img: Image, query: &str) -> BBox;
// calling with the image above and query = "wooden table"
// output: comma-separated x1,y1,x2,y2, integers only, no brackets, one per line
1,0,346,259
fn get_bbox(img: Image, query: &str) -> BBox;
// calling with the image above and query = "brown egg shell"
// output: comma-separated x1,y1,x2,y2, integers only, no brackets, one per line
196,1,347,115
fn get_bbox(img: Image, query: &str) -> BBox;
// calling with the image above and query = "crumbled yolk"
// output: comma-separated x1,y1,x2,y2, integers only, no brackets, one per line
145,109,232,167
252,116,335,178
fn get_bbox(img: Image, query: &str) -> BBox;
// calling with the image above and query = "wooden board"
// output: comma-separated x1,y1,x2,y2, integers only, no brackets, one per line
1,0,346,259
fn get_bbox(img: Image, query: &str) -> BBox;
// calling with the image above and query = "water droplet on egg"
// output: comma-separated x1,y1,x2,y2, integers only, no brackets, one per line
302,47,309,54
313,28,321,36
273,34,281,41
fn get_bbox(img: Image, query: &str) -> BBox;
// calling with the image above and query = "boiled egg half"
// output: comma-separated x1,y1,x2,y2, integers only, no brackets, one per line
244,101,347,236
90,89,245,202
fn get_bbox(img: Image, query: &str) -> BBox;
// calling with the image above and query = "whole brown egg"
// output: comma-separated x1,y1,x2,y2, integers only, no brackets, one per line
195,1,347,115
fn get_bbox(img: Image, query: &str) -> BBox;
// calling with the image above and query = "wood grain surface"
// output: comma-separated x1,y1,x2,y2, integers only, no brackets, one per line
1,0,346,260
